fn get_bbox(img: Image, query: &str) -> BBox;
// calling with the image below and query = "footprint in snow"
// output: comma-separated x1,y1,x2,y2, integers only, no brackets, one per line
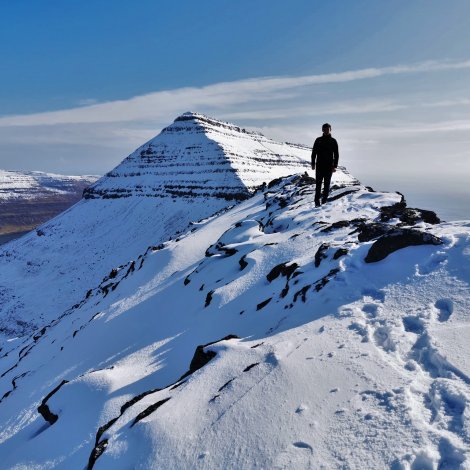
361,288,385,302
435,298,453,322
373,325,396,352
362,303,379,318
402,316,425,334
417,250,447,275
292,441,313,452
272,442,314,469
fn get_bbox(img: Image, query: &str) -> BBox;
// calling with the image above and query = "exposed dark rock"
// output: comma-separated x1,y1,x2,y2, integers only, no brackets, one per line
400,208,441,225
327,189,359,202
33,326,47,342
130,397,171,427
184,276,191,286
333,248,349,259
280,284,290,298
218,378,234,392
267,176,285,189
295,172,316,186
314,268,340,292
206,242,237,257
321,220,352,233
266,262,298,282
239,255,248,270
293,285,311,303
87,440,108,470
37,379,69,425
257,298,272,310
108,268,118,279
365,229,442,263
87,334,239,467
379,194,441,225
205,290,214,307
314,243,329,267
205,244,216,257
182,334,239,381
0,371,28,404
356,223,390,242
36,229,45,237
124,261,135,278
243,363,260,372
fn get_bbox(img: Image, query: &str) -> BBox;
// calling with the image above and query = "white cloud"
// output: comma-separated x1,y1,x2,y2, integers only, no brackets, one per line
1,58,470,128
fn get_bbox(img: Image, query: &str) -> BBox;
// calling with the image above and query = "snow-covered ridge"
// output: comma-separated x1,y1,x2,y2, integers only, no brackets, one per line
2,113,354,339
1,171,468,469
0,170,98,200
85,112,335,200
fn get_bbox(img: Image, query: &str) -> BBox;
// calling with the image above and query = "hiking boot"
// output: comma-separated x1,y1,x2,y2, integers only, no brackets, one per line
321,198,328,204
315,200,321,207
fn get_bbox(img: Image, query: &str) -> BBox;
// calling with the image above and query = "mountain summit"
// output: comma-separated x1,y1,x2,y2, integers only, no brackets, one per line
86,112,327,200
1,115,467,469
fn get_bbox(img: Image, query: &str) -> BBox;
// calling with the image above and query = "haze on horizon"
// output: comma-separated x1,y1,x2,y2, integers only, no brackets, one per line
1,0,469,221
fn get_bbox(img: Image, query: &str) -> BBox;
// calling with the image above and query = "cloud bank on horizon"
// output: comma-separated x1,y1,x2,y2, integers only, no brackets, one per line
1,58,470,188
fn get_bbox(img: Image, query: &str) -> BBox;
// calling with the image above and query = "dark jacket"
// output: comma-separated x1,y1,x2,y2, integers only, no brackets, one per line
311,135,339,170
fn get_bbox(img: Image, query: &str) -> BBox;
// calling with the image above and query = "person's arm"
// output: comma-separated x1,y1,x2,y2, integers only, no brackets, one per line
311,139,318,169
332,138,339,171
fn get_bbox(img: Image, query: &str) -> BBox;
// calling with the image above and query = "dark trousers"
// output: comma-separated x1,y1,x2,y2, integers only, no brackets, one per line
315,168,332,203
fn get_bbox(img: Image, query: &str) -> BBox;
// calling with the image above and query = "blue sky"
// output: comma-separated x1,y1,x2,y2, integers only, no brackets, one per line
1,0,470,219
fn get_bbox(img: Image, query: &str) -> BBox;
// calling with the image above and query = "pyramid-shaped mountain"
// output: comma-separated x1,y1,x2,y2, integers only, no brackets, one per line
0,113,355,339
86,111,329,200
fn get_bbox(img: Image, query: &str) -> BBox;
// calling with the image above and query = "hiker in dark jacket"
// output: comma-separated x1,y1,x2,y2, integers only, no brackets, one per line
311,123,339,207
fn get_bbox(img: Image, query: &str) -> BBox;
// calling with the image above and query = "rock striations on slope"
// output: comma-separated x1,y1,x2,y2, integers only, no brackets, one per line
1,114,468,469
84,112,320,201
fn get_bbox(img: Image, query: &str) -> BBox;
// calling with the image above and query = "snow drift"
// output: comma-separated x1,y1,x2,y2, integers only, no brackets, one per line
0,114,469,469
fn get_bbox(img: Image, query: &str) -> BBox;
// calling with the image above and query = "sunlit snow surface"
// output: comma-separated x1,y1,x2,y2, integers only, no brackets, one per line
0,114,469,469
0,170,97,199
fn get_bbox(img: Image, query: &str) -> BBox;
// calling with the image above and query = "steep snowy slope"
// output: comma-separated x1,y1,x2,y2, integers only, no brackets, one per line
0,170,98,243
0,173,468,469
1,113,353,339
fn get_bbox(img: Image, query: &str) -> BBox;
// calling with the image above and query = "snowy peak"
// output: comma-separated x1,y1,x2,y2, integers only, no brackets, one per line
0,170,98,200
0,170,99,244
85,112,355,200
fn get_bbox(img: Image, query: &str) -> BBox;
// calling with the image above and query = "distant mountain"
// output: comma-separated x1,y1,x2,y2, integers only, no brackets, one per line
0,170,98,244
1,113,466,469
84,111,319,200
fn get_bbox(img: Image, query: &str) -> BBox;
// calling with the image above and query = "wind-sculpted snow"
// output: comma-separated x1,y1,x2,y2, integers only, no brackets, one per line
0,170,469,469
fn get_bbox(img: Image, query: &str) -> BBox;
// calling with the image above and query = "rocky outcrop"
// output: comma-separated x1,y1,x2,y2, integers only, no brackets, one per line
365,229,442,263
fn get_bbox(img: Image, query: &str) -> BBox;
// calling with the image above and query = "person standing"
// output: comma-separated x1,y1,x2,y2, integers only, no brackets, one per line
311,123,339,207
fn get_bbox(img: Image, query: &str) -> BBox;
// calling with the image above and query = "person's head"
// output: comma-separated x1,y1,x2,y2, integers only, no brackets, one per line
322,123,331,135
